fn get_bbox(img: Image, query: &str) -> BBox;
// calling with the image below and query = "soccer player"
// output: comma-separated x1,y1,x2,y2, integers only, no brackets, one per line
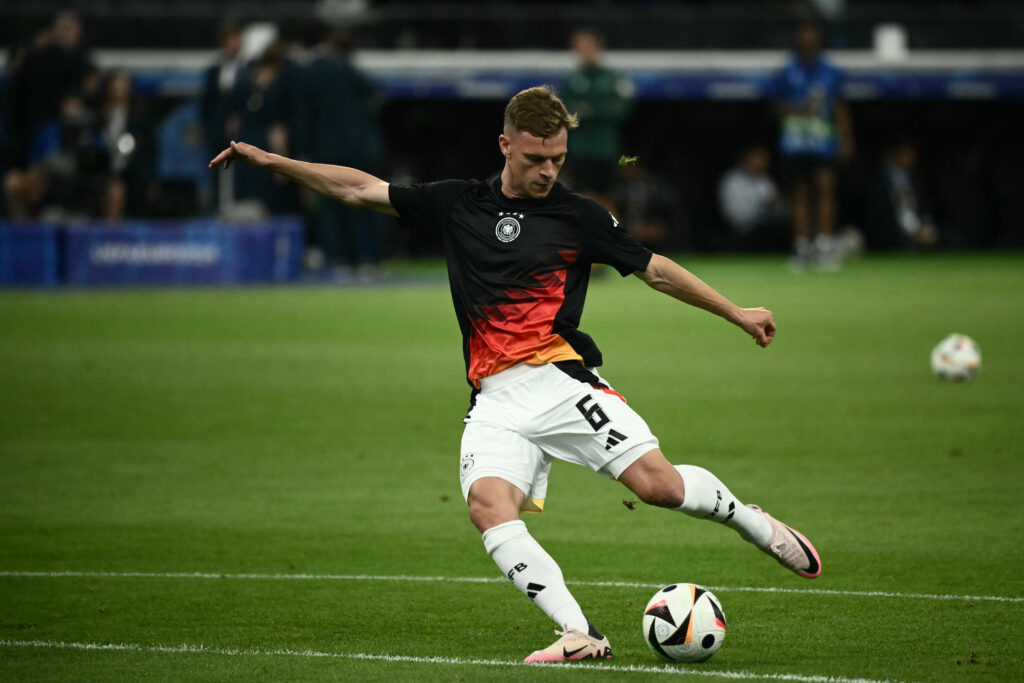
210,86,821,663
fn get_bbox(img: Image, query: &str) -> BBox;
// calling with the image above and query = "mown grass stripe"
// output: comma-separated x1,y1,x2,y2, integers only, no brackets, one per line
1,570,1020,604
0,639,909,683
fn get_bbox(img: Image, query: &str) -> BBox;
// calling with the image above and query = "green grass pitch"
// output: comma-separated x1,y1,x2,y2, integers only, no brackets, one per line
1,253,1023,681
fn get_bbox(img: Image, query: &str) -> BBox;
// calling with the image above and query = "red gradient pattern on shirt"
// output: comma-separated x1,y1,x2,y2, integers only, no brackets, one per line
467,250,582,385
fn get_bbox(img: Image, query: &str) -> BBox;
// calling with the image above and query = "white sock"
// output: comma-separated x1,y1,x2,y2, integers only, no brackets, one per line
674,465,773,547
482,520,589,632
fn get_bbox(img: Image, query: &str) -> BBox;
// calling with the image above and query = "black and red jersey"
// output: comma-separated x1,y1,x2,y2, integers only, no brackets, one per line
389,176,652,387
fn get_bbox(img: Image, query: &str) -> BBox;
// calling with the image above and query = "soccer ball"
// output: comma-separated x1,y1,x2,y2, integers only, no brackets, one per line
930,333,981,381
642,583,726,663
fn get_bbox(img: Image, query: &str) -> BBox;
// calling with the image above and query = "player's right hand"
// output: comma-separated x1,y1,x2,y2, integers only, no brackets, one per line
208,141,270,170
738,307,776,348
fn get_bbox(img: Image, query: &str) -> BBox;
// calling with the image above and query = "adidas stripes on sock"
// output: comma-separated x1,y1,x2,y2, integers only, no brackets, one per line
674,464,773,547
482,520,589,633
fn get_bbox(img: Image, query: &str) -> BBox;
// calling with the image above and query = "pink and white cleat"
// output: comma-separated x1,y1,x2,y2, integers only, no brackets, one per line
523,626,612,663
748,504,822,579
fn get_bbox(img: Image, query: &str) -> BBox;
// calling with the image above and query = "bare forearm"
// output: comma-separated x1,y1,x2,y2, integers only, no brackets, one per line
266,155,378,207
209,141,394,214
638,254,743,325
636,253,776,347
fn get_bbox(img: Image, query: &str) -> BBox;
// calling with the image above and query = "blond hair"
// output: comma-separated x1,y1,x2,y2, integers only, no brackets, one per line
503,86,579,138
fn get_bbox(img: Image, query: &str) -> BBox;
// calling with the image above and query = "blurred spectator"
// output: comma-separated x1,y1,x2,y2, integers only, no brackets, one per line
200,23,244,152
560,28,634,213
4,90,107,219
4,70,158,222
6,10,94,168
230,40,304,216
863,140,937,249
0,44,30,205
300,28,387,277
199,23,244,212
773,21,853,270
611,161,683,251
2,162,44,220
717,145,789,251
99,72,157,220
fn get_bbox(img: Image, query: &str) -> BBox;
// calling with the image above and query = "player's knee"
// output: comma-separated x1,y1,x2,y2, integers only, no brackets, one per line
467,498,494,531
466,476,525,532
467,493,516,533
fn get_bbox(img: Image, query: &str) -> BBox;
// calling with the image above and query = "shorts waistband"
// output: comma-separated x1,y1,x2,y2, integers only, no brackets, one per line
478,363,545,393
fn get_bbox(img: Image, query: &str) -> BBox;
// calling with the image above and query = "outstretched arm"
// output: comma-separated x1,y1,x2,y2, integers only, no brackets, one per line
209,141,397,216
634,253,776,347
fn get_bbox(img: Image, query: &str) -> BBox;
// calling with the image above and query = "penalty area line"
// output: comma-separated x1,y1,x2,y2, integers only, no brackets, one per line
0,569,1021,604
0,639,910,683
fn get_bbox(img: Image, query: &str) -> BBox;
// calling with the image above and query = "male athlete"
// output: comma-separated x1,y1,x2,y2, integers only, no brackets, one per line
210,86,821,663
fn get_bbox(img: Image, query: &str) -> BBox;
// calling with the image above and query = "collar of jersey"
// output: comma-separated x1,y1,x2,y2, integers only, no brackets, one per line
489,174,558,209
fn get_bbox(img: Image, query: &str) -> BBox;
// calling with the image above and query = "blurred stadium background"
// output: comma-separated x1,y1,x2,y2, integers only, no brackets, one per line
1,0,1023,285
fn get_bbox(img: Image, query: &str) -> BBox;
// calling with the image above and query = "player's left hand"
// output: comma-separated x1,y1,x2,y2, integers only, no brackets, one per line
738,307,776,348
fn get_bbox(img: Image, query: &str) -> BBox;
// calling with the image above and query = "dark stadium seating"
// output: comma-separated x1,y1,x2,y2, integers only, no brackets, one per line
1,2,1023,50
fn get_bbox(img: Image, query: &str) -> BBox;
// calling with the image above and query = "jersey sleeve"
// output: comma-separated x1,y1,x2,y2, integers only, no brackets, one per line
583,203,653,276
388,180,473,231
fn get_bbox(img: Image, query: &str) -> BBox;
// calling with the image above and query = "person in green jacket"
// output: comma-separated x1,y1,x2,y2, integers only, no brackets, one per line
560,28,635,213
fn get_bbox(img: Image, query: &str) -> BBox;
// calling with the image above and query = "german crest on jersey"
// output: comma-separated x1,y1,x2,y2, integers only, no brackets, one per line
495,212,523,243
460,454,475,478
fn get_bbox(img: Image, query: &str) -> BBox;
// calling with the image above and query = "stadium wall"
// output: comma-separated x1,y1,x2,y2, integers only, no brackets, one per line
0,218,304,286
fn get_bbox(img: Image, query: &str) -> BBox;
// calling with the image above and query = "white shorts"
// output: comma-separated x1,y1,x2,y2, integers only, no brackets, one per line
459,361,660,512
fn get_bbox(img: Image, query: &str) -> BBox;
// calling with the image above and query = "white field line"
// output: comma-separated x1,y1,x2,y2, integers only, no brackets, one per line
1,569,1021,604
0,638,909,683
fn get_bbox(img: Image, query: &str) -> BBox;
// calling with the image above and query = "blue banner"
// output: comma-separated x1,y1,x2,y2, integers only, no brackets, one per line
123,59,1024,101
8,51,1021,101
0,222,59,286
360,67,1024,101
62,217,303,286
